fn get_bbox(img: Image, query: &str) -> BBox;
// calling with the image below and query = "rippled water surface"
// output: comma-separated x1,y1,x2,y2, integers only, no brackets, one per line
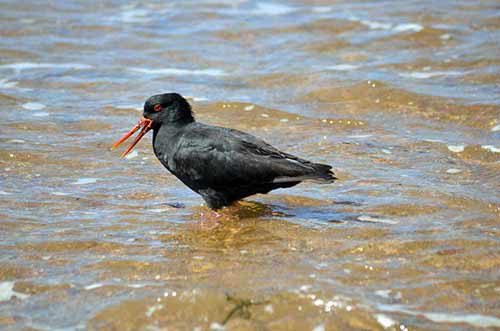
1,1,500,330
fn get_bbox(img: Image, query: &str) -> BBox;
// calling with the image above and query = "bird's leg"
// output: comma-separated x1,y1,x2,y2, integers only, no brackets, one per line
196,208,224,230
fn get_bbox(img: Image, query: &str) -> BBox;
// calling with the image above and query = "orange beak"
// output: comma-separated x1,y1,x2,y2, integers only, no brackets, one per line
111,117,153,158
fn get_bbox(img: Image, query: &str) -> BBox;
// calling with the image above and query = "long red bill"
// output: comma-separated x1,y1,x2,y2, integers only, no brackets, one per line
111,117,153,158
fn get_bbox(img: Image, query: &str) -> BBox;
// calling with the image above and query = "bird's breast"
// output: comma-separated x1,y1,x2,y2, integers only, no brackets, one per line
152,128,179,170
153,146,173,171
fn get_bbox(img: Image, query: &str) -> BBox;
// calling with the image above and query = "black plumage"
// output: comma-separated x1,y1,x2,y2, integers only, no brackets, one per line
114,93,336,209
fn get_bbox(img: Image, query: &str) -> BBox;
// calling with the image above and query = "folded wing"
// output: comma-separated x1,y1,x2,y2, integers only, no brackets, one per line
172,126,336,191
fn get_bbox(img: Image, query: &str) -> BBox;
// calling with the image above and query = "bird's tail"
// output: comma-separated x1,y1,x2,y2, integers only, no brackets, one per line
273,162,337,184
308,163,337,183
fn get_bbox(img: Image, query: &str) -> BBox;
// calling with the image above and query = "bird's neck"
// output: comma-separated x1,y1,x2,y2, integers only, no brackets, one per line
152,122,189,161
153,121,188,139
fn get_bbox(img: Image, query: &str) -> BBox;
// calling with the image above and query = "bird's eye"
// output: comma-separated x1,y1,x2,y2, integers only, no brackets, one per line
154,104,162,112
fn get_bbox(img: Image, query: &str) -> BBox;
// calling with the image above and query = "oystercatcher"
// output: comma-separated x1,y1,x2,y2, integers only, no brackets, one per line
112,93,336,209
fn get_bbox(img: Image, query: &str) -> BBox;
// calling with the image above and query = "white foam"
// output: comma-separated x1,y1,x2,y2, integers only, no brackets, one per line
22,102,46,110
0,62,92,71
357,215,398,225
447,145,465,153
72,178,97,185
33,112,50,117
423,138,445,143
146,303,164,317
393,23,423,32
425,312,500,328
312,6,332,13
378,304,500,328
400,71,462,79
324,300,335,312
299,285,312,292
491,124,500,132
327,64,359,71
313,299,324,306
7,139,25,143
121,8,151,23
209,322,225,331
0,282,29,302
347,134,373,139
356,18,423,33
149,208,171,213
446,168,462,174
360,19,392,30
129,67,226,76
312,324,325,331
375,289,392,299
51,191,69,196
0,190,11,195
124,150,139,160
127,283,147,288
0,79,18,88
375,314,396,328
481,145,500,153
84,283,104,290
252,2,296,16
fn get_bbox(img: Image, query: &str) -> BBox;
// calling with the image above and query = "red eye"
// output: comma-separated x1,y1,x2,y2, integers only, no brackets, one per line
154,104,162,112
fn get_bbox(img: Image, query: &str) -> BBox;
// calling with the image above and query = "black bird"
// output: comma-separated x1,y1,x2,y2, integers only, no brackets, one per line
112,93,336,209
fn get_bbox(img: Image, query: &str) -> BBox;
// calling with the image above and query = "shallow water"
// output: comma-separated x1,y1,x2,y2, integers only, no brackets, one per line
1,0,499,330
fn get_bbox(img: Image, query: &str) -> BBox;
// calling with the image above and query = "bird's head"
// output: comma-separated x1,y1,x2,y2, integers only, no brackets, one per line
111,93,194,158
143,93,194,126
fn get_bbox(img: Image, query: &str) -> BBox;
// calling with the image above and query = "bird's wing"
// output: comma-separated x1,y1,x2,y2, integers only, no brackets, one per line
172,126,334,188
